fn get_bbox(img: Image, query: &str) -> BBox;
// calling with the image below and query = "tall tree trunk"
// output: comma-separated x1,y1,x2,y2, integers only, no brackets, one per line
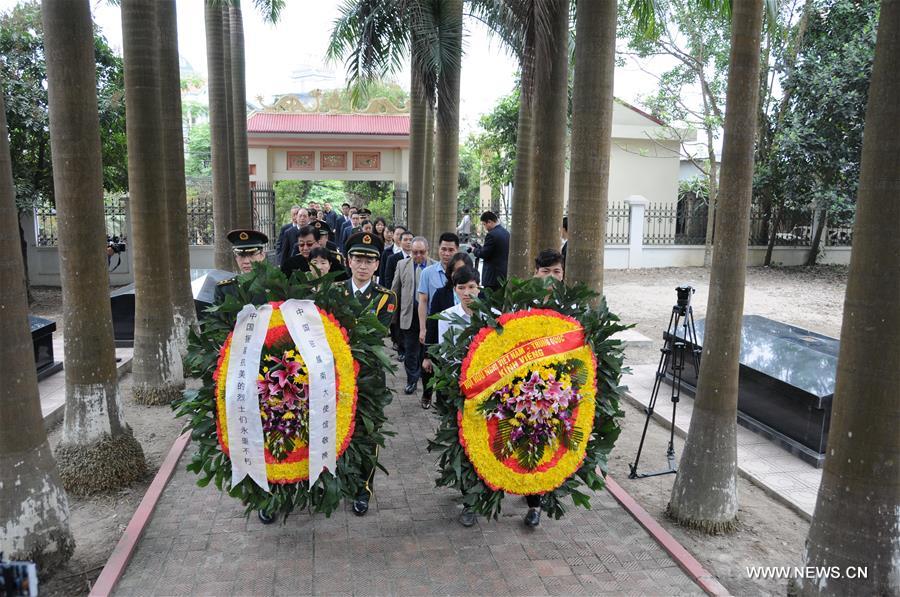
797,3,900,593
230,3,251,229
507,22,536,278
222,8,237,234
423,101,435,245
407,53,426,236
702,121,718,267
667,0,764,532
432,0,463,239
566,0,616,296
206,2,233,270
0,88,75,569
122,0,184,405
158,0,198,353
806,204,826,265
531,0,570,254
42,0,145,493
764,205,780,266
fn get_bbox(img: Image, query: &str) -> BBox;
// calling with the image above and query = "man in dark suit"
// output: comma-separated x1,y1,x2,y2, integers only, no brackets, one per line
278,207,311,266
471,211,509,291
274,205,300,257
560,216,568,270
382,230,412,290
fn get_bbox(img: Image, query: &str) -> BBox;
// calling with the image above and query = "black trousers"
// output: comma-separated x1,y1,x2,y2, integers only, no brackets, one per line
526,494,542,508
401,320,432,397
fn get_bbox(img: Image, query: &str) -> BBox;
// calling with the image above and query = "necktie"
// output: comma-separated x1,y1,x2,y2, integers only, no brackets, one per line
355,289,364,300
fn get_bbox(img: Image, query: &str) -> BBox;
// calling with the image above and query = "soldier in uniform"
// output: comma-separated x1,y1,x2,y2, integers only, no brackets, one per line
214,229,269,304
342,231,397,515
313,221,348,280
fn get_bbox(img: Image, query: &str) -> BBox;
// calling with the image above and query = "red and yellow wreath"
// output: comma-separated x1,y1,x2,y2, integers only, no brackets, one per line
458,309,597,495
212,301,358,484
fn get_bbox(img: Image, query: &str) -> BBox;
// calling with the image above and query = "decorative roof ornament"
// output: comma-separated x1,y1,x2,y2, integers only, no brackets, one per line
257,90,408,115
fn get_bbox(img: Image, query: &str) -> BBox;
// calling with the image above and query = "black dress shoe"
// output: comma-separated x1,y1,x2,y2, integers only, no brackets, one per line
258,509,275,525
524,508,541,527
352,495,370,516
404,382,416,395
420,394,432,409
458,508,477,527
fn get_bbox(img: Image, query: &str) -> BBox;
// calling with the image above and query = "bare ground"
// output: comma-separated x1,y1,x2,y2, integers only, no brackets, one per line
32,265,848,596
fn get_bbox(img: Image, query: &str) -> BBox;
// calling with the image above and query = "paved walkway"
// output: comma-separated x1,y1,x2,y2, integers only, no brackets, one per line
112,362,703,596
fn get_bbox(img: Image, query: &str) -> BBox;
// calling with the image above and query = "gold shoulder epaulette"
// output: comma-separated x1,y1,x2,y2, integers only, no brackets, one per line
217,278,235,286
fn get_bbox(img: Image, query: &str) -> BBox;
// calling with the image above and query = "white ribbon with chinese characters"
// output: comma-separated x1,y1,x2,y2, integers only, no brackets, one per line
279,299,337,485
225,304,273,492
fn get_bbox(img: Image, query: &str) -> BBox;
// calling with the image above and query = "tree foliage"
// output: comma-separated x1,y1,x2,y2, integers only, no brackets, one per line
758,0,879,230
0,1,127,209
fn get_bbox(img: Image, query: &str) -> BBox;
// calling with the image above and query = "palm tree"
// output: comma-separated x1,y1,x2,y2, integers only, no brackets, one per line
667,0,765,532
0,88,75,569
158,0,198,352
121,0,185,405
423,101,435,242
505,16,535,278
230,2,252,229
565,0,617,294
407,47,427,235
530,0,569,255
41,0,145,493
222,7,238,233
431,0,463,238
797,2,900,593
206,2,233,270
328,0,462,241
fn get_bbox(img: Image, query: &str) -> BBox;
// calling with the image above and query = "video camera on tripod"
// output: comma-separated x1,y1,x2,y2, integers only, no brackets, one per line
628,285,701,479
0,554,38,596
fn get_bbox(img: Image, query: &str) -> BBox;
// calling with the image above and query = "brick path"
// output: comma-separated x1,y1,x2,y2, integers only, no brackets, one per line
113,365,703,596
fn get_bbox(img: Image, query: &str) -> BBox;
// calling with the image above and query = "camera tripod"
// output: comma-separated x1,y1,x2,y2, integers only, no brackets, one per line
628,288,701,479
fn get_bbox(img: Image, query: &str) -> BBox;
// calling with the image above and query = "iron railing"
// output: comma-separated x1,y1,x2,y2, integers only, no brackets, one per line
251,183,277,251
34,194,129,247
605,201,630,245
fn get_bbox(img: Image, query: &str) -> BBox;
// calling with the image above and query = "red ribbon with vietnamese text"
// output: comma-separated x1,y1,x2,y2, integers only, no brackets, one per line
460,327,585,399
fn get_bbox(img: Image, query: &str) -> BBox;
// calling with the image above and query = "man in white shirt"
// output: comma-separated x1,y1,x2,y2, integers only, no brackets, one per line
456,208,472,243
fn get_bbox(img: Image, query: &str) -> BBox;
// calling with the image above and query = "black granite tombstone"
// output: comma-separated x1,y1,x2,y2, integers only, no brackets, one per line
110,269,234,347
666,315,838,467
29,315,63,380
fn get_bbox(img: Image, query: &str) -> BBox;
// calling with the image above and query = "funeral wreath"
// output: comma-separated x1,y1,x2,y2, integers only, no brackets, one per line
427,277,627,520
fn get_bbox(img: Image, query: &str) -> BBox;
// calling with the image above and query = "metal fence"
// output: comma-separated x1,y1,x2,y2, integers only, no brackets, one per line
644,200,709,245
185,177,214,245
252,183,277,251
605,201,630,245
33,194,129,247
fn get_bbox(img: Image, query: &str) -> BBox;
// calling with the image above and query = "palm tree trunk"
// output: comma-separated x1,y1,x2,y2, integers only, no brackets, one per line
0,86,75,569
507,22,536,279
222,7,237,233
566,0,616,295
42,0,145,493
797,3,900,593
432,0,463,239
206,2,233,270
423,101,435,245
158,0,198,353
531,0,570,254
121,0,185,405
407,55,427,236
230,3,251,229
667,0,764,532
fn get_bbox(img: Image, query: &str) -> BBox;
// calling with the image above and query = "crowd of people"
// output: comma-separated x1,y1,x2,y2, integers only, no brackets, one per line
217,200,570,528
